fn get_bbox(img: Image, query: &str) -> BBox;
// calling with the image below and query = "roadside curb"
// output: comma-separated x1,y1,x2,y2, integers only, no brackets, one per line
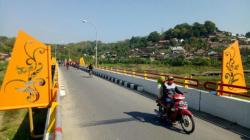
80,67,144,93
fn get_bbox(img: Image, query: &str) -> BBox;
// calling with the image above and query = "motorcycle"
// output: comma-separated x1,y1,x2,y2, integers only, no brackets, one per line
156,91,195,134
88,69,93,77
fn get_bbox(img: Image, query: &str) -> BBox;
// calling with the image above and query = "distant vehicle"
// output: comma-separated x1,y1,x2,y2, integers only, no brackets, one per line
88,64,93,77
89,69,93,77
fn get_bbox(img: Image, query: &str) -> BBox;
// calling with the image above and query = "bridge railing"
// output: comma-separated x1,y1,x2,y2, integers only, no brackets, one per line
97,66,200,88
96,66,250,99
204,81,250,98
43,63,62,140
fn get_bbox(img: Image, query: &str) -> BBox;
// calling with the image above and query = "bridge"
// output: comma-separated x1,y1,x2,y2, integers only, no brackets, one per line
0,31,250,140
59,66,250,140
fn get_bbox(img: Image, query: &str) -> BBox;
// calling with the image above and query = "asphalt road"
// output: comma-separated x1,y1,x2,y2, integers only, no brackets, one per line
60,67,250,140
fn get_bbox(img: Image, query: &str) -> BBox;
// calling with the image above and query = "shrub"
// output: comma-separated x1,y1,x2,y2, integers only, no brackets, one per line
191,57,209,66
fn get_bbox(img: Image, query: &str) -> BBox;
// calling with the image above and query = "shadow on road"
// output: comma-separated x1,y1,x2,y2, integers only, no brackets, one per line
80,117,136,127
191,109,250,140
80,75,92,78
124,111,186,134
79,111,186,134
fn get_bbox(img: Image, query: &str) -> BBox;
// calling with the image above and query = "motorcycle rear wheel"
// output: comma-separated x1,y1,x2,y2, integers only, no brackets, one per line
180,114,195,134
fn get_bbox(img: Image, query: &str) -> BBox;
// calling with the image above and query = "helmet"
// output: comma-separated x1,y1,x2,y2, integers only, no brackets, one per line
168,76,174,80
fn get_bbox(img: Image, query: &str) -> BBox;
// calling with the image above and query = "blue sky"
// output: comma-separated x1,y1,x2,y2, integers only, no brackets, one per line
0,0,250,43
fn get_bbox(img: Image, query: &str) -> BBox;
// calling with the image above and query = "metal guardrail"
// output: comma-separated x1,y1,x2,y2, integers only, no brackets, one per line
204,81,250,98
43,63,62,140
96,66,250,99
97,66,199,87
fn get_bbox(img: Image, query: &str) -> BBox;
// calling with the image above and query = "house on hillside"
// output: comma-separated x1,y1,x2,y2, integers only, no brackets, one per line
100,54,106,59
208,51,217,56
170,46,185,55
194,49,206,56
238,35,250,45
0,53,9,61
139,48,152,58
158,40,170,47
208,50,221,59
154,52,166,60
131,47,155,58
159,40,168,44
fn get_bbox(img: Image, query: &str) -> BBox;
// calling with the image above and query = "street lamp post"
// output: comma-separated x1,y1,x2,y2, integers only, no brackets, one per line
81,19,98,67
54,45,57,58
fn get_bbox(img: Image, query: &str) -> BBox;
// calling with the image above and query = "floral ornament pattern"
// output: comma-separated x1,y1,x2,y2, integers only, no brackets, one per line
4,41,46,102
224,47,243,90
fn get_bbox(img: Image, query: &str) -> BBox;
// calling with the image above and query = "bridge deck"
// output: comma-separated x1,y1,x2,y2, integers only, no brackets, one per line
60,67,250,140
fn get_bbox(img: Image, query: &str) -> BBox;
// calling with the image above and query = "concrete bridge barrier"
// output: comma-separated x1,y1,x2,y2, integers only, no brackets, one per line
80,66,250,129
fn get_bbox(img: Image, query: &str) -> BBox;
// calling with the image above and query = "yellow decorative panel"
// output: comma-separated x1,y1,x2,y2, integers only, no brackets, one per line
80,57,85,66
0,31,51,110
222,40,247,94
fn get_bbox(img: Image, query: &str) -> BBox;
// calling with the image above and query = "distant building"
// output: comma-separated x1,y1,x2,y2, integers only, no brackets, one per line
100,54,106,59
179,39,184,43
0,53,9,61
170,46,185,55
194,49,206,55
159,40,167,43
238,36,246,40
208,51,217,56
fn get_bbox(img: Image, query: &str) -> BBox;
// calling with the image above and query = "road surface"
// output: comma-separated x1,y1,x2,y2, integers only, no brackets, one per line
60,67,250,140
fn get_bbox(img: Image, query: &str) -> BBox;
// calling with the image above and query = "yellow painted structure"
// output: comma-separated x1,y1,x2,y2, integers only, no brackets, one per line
80,57,85,66
0,31,51,110
48,46,52,102
51,63,59,101
184,76,189,88
144,71,148,79
221,40,247,94
132,71,136,77
47,102,58,132
123,69,127,74
51,57,57,65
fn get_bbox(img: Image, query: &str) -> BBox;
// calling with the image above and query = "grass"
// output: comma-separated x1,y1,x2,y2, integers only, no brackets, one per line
100,63,221,75
0,109,28,140
0,108,47,140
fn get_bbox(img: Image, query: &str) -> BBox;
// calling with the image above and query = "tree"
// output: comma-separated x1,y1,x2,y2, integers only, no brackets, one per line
129,36,147,48
246,32,250,38
192,22,207,37
166,55,186,66
147,31,160,43
174,23,192,39
204,21,216,34
163,28,175,40
210,37,219,42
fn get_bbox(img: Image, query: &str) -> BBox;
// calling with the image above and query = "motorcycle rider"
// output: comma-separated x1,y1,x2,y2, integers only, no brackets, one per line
88,64,94,76
159,76,183,114
164,76,183,96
